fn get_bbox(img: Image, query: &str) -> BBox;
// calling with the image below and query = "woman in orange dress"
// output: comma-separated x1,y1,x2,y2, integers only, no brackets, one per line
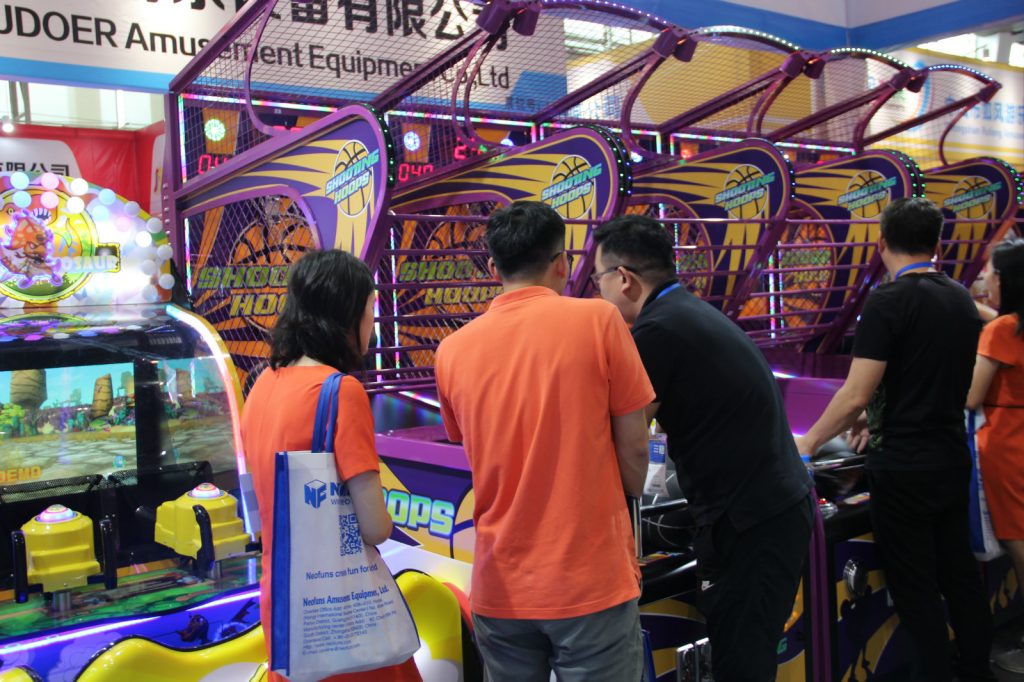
241,249,421,682
967,238,1024,586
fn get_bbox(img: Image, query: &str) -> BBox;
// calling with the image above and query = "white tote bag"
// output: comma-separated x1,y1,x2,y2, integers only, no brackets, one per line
271,372,419,681
966,409,1003,561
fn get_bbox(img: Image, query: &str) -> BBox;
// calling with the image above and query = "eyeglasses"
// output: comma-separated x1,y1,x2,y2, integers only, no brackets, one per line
549,250,575,271
589,264,638,287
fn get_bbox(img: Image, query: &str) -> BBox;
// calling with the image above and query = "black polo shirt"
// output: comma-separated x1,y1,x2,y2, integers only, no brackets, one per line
631,281,811,531
852,272,981,470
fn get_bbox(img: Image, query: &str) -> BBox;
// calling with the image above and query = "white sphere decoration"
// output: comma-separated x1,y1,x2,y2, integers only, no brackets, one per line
156,245,173,261
40,192,59,209
158,273,175,290
10,172,30,190
99,189,116,205
40,172,59,190
13,191,32,208
69,178,90,196
65,196,85,214
135,232,153,248
91,205,109,221
142,285,160,302
125,201,141,217
146,218,163,233
140,260,158,276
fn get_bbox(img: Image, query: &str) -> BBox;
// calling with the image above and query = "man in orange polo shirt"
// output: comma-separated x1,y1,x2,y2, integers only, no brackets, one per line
435,201,654,681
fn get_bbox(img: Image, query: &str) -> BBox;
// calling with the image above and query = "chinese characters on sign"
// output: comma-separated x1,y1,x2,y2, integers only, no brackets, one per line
0,162,71,174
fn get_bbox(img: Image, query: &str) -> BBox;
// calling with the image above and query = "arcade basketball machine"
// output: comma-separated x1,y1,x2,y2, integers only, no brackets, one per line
0,172,261,681
162,1,1022,680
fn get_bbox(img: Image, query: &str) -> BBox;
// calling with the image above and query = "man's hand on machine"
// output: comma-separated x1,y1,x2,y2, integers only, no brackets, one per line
846,413,871,453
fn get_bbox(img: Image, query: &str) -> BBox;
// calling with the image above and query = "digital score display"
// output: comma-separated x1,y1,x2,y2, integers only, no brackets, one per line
197,153,232,176
397,162,435,183
395,144,491,182
392,115,533,185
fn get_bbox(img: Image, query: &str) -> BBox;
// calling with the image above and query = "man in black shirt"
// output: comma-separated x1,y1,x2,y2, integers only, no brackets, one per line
796,197,993,682
592,215,813,681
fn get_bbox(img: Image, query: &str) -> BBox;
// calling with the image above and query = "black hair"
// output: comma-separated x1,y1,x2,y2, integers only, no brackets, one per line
592,214,676,282
992,237,1024,335
270,249,374,372
485,201,565,280
879,197,943,256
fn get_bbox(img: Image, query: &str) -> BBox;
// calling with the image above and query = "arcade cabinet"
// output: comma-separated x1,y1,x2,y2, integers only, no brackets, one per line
0,171,257,681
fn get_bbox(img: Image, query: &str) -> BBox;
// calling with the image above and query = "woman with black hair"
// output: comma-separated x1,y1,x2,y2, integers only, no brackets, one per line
241,250,421,682
967,238,1024,638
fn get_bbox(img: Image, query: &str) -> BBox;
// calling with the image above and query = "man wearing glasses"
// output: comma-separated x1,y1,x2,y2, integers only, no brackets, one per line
592,214,813,682
435,201,654,681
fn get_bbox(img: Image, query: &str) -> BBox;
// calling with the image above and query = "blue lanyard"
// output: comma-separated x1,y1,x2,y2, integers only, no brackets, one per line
895,262,934,280
656,283,681,300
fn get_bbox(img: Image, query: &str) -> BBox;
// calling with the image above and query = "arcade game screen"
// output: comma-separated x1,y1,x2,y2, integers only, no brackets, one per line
0,357,235,485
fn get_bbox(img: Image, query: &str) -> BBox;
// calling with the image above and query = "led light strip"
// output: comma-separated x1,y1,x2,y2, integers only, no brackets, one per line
165,305,247,477
0,617,160,655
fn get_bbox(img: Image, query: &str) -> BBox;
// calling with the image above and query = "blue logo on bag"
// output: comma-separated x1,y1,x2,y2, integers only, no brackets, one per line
304,480,327,509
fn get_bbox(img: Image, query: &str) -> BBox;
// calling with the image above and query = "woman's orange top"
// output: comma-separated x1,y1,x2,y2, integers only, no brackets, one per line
242,365,421,682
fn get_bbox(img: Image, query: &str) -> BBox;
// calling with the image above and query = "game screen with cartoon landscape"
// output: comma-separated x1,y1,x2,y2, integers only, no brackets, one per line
0,357,237,486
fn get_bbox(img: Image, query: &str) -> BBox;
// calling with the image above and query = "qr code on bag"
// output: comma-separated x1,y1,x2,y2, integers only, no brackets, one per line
339,513,363,556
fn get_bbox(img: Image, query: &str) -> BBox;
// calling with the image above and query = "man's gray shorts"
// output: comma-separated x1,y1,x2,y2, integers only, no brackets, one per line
471,599,643,682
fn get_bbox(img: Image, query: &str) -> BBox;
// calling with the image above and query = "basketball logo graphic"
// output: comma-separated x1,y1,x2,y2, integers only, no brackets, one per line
326,140,378,218
394,203,494,370
227,198,315,332
543,155,597,220
949,177,994,219
719,165,768,219
843,170,891,218
773,219,835,326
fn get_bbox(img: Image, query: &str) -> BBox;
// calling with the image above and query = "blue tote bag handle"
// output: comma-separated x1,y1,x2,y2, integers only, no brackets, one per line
312,372,344,453
272,370,344,674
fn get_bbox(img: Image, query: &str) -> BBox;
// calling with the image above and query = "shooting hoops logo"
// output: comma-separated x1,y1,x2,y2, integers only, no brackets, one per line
715,165,773,219
943,176,999,218
839,170,897,218
541,155,602,220
326,140,380,218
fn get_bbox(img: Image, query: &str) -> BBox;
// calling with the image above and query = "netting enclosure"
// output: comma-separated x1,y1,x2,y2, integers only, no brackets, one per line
166,0,1018,392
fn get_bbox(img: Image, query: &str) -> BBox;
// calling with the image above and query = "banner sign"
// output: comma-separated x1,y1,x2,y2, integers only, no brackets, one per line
382,126,628,371
0,138,81,178
0,171,172,309
781,150,921,333
629,139,794,304
0,125,158,212
925,158,1022,283
0,0,567,98
239,1,567,110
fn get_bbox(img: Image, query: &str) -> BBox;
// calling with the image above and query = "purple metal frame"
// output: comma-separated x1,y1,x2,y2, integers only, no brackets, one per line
860,65,1000,162
162,9,1015,679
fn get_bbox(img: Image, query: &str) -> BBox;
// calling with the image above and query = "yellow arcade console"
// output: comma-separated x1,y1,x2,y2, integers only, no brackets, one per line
154,483,249,560
0,667,42,682
21,505,100,593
